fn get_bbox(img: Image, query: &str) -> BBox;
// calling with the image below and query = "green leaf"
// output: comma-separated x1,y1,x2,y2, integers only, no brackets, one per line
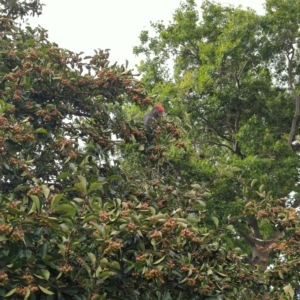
119,223,128,231
111,261,120,270
251,179,258,187
153,255,166,265
7,207,26,215
231,167,240,172
57,172,72,180
108,175,123,182
151,238,156,250
191,183,201,189
88,252,96,267
201,192,211,199
226,225,235,232
215,271,227,277
193,202,206,209
98,271,113,278
283,285,294,299
40,269,50,280
73,197,84,203
41,242,48,258
259,185,264,193
14,185,30,192
5,288,16,297
51,193,64,208
179,276,188,283
38,285,54,295
88,182,104,193
34,128,48,134
74,182,86,193
58,244,66,257
78,175,87,192
162,292,172,300
62,288,79,296
28,201,38,214
24,288,30,300
33,273,45,280
212,217,219,228
54,204,76,217
41,185,50,199
13,184,30,192
84,214,99,223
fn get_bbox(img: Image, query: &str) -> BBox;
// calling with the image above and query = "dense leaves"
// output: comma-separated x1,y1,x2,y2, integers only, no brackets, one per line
133,0,300,298
1,0,300,299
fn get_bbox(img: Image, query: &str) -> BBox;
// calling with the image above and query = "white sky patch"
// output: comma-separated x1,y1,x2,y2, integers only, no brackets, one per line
28,0,265,72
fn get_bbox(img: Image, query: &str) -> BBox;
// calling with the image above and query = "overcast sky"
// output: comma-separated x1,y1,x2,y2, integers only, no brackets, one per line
29,0,265,71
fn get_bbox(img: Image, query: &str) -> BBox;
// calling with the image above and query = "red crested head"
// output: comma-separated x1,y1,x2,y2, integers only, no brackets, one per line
154,103,165,114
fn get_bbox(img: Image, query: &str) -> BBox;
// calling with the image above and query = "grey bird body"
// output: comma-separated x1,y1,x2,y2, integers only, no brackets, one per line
144,104,165,143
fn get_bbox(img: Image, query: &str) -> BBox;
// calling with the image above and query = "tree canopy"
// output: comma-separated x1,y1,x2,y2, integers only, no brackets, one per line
1,0,300,299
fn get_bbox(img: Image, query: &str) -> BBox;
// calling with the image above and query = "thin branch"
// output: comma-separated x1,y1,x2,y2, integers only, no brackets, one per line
287,46,300,148
195,107,232,143
203,140,236,154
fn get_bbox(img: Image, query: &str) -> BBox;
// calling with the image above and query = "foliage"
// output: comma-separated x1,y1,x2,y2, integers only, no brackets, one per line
133,0,300,298
2,0,300,299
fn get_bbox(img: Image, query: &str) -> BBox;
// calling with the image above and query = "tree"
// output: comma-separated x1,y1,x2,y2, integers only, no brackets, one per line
2,0,300,299
134,0,300,298
0,1,262,299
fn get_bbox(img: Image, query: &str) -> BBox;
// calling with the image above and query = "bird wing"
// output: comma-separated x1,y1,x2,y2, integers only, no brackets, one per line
144,113,153,128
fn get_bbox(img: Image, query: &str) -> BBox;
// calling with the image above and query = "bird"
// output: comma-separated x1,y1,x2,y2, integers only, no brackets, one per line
144,103,165,143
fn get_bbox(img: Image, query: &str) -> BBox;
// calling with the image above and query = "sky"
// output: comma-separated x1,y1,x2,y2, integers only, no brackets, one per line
28,0,265,72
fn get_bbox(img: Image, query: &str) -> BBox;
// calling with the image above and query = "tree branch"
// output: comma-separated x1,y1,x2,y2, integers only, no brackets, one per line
248,217,262,239
287,47,300,148
194,107,232,143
